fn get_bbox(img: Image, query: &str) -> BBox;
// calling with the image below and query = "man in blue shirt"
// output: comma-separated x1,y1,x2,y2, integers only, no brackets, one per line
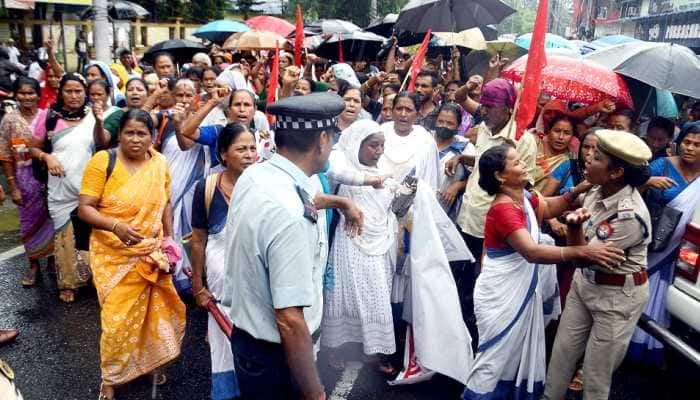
221,92,346,400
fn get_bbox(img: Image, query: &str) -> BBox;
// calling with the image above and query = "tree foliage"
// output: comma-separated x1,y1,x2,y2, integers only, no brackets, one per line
496,0,537,35
288,0,409,27
131,0,228,23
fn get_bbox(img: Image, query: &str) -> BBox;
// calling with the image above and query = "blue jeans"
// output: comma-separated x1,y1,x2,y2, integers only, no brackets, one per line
230,328,299,399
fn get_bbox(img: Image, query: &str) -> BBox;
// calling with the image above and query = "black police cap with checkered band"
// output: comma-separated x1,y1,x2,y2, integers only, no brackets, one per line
267,92,345,132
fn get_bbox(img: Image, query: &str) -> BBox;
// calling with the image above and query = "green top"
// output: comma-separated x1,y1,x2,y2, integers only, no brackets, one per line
103,108,125,148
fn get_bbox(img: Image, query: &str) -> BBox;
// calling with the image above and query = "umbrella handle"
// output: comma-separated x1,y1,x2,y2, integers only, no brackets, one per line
207,298,234,338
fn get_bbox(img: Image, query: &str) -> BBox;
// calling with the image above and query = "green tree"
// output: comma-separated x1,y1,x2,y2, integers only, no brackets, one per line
288,0,408,27
497,0,537,35
235,0,265,20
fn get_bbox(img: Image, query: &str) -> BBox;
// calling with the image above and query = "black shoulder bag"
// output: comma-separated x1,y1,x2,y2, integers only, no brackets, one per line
645,159,683,253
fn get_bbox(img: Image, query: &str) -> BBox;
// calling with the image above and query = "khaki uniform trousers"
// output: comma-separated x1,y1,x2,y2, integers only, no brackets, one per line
543,269,649,400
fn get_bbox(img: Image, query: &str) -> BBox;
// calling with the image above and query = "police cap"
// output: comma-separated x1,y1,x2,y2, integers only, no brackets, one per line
267,92,345,132
595,129,652,166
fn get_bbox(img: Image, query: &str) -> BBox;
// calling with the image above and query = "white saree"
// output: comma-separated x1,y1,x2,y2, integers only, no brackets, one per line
462,192,560,399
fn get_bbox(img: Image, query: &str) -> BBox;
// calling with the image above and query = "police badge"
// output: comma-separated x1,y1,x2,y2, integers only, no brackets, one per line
596,221,615,241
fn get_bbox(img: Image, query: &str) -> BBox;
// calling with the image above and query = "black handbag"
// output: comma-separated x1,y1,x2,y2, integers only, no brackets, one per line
645,160,683,252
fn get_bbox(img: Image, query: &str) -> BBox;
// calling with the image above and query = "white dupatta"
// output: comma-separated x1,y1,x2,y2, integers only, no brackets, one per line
47,112,96,229
390,181,475,386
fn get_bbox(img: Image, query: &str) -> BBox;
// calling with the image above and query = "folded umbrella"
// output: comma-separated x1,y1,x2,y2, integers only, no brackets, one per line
395,0,515,33
584,41,700,98
502,55,634,109
193,19,249,44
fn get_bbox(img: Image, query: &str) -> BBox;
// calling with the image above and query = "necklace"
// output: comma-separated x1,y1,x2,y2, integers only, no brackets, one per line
502,191,524,209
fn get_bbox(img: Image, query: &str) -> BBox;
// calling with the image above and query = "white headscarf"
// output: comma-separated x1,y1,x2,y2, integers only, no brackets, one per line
334,120,396,256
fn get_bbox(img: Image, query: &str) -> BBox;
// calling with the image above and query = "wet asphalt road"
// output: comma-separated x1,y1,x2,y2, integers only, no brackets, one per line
1,244,699,399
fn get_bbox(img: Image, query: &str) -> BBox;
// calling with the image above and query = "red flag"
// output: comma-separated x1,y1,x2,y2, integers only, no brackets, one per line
266,42,280,125
407,30,432,92
294,5,304,67
338,36,344,63
515,0,548,139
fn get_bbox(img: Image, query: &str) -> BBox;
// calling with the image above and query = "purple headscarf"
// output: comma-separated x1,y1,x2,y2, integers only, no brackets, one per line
480,78,516,109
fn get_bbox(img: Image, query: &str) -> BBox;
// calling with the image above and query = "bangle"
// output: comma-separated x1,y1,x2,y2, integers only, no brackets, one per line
560,247,566,262
111,220,119,232
194,287,207,297
6,176,14,181
564,188,577,204
39,152,45,162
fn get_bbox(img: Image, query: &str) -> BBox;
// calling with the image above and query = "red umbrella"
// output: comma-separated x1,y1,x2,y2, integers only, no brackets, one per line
245,15,295,37
502,55,634,109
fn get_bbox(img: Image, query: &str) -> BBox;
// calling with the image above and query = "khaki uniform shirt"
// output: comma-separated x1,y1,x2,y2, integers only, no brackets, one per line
456,120,538,238
581,185,652,274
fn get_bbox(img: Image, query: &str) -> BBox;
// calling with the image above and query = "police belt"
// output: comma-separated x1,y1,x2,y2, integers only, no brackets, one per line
587,269,648,287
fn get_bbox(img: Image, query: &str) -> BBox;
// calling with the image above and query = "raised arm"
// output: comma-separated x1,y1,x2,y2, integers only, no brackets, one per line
45,40,65,77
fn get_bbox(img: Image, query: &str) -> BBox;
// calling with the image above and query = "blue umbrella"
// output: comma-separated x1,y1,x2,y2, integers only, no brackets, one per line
514,32,576,51
193,20,250,44
590,34,639,48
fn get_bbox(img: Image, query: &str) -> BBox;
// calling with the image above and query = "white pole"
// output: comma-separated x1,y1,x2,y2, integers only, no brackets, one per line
94,0,111,64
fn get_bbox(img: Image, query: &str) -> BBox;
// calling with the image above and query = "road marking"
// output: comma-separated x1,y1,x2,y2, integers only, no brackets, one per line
0,245,24,262
329,361,362,400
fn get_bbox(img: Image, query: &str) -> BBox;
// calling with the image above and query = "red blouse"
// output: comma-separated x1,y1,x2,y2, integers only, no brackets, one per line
484,194,539,249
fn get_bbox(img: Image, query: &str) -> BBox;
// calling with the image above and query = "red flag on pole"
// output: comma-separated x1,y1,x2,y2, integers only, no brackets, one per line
338,36,344,63
515,0,548,139
294,5,304,67
407,29,432,93
266,42,280,125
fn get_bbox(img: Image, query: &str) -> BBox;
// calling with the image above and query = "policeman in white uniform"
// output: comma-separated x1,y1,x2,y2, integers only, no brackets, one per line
221,92,345,400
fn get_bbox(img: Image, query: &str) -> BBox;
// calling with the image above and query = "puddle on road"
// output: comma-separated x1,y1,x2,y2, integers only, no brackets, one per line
0,204,20,253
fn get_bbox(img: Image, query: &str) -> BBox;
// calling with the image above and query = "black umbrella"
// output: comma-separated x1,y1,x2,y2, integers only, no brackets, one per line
315,31,387,62
80,0,150,20
366,14,398,38
143,39,207,64
395,0,515,33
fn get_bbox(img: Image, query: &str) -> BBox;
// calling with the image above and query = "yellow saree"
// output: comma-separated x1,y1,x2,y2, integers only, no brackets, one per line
533,138,572,192
85,150,185,385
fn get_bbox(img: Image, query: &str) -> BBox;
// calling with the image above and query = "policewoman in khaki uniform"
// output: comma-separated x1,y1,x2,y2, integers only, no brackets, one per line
544,130,652,400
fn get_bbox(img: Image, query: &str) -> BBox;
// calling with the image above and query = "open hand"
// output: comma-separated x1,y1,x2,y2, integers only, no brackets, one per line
565,208,591,226
584,242,626,270
340,202,364,237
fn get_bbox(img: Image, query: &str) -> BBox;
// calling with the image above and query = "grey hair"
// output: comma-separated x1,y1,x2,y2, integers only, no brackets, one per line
175,78,196,94
192,52,212,67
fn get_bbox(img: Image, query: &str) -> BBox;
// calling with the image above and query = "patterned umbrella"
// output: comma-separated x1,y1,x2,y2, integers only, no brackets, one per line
502,55,634,109
245,15,295,37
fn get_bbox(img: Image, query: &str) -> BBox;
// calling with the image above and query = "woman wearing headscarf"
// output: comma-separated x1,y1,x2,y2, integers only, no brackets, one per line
31,73,96,303
322,120,398,374
84,61,126,107
628,122,700,366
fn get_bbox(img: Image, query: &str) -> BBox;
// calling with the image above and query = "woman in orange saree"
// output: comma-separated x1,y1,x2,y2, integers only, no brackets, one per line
78,109,185,400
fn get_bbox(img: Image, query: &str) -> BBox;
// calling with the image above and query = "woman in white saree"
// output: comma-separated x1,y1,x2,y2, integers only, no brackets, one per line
322,120,398,373
462,144,625,399
32,73,96,303
191,123,257,400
